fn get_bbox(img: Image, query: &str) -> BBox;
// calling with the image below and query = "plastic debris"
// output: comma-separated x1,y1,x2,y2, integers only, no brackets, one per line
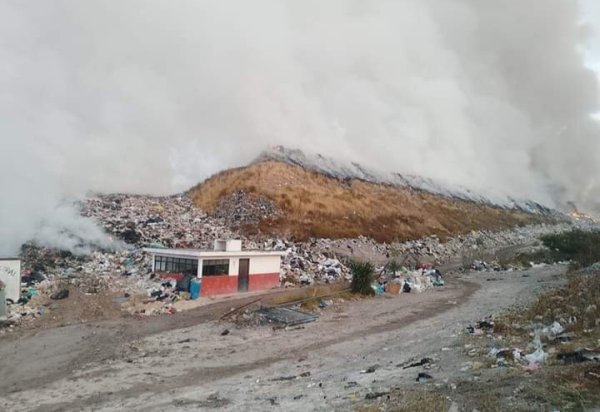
557,348,600,364
402,358,432,369
50,288,69,300
416,372,433,382
524,335,547,366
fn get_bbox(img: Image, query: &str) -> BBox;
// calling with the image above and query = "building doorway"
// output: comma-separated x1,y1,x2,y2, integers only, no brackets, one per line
238,258,249,292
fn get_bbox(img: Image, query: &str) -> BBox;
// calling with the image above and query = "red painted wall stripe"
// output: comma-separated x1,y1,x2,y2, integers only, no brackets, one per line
199,272,281,296
248,272,280,291
201,275,238,296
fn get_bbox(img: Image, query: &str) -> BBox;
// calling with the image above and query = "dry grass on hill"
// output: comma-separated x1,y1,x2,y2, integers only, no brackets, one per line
188,160,542,242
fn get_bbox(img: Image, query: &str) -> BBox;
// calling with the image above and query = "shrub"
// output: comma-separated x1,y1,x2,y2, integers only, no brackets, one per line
540,229,600,268
349,260,375,295
386,259,401,274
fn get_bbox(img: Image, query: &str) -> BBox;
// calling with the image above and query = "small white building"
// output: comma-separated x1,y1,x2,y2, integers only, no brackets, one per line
0,258,21,303
144,240,284,296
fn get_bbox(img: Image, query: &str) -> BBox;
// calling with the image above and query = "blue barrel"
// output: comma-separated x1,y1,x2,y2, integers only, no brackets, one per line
190,279,201,300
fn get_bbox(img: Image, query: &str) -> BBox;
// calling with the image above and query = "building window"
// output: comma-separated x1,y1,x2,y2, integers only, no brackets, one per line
155,256,198,274
202,259,230,276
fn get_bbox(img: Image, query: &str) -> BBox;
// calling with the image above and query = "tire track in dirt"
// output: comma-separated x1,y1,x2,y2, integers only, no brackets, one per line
31,280,479,411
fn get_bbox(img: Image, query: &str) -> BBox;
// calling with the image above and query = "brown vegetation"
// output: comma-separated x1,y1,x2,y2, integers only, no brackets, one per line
188,160,543,242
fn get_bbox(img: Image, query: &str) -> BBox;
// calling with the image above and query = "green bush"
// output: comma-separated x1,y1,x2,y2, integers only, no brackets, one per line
349,260,375,295
540,229,600,268
503,249,559,268
386,259,401,274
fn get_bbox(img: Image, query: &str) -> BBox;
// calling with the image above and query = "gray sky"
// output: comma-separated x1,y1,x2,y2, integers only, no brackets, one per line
582,0,600,119
1,0,599,254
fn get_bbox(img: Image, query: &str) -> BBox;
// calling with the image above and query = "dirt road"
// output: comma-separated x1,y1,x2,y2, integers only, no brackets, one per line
0,264,566,411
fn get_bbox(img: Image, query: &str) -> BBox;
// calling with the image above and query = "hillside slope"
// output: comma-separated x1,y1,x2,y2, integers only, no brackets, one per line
257,146,552,213
188,158,549,243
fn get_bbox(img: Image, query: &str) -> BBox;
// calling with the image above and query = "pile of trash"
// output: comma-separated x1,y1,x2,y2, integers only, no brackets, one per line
79,193,584,287
213,190,282,226
1,245,153,327
372,266,445,295
3,192,593,326
265,222,578,285
80,194,238,249
271,240,352,285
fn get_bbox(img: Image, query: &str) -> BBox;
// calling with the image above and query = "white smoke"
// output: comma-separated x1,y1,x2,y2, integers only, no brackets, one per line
1,0,599,255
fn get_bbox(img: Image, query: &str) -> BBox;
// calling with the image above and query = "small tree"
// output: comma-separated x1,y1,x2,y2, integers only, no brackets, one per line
349,260,375,295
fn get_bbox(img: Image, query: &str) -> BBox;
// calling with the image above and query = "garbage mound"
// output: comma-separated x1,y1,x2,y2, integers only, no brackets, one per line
80,193,237,249
213,190,282,227
1,191,588,328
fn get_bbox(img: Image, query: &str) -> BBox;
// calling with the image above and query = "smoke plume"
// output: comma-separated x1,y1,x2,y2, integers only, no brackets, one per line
1,0,599,254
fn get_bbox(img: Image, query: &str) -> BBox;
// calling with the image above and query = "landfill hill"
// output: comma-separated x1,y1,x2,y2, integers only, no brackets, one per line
188,147,558,243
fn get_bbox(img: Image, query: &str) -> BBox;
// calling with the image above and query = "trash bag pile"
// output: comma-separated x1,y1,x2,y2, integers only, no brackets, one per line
373,266,445,295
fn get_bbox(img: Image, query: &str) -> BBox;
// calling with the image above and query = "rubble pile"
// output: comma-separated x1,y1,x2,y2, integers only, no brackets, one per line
2,191,592,326
213,190,281,226
3,245,155,326
264,223,578,285
80,194,237,249
384,223,573,264
259,239,352,286
79,194,582,287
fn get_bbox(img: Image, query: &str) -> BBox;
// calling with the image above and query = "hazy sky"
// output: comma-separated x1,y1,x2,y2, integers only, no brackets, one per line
582,0,600,120
1,0,599,254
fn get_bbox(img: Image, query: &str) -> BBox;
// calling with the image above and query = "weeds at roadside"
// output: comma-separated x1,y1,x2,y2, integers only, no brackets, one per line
523,364,600,411
355,389,448,412
349,261,375,296
540,229,600,269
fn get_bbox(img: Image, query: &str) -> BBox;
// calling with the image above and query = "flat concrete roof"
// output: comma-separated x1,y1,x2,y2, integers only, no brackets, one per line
143,248,285,259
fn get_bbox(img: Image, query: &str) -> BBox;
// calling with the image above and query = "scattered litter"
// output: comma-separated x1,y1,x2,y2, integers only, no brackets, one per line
402,358,432,369
365,391,390,400
371,284,385,295
271,372,311,382
554,333,575,343
524,335,547,366
50,288,69,300
258,307,318,327
416,372,433,382
557,348,600,364
271,375,297,382
539,321,564,338
467,318,494,335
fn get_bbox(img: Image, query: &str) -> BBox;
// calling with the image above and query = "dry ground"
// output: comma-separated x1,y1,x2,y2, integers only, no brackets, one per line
189,160,542,242
0,264,569,411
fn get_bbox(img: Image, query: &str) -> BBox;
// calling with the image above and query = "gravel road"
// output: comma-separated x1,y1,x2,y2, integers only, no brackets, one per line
0,264,566,411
